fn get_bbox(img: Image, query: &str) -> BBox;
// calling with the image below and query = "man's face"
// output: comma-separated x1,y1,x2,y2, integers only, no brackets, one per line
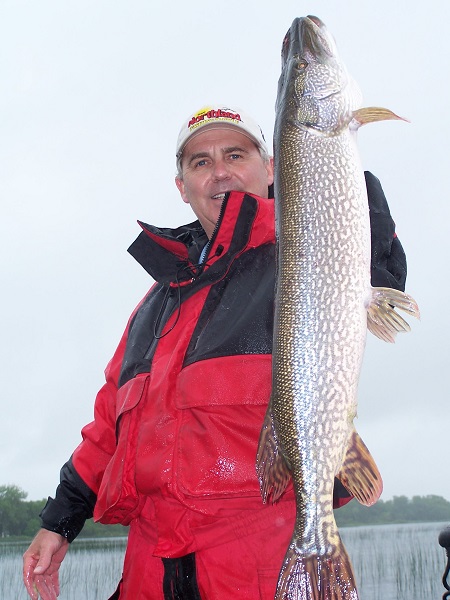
175,128,274,238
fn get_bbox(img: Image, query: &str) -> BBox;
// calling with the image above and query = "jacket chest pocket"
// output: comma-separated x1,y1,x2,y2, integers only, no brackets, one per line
174,356,271,498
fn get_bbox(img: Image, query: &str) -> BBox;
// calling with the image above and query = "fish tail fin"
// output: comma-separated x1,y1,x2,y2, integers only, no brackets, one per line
256,404,291,503
275,541,359,599
352,106,408,126
367,286,420,343
337,428,383,506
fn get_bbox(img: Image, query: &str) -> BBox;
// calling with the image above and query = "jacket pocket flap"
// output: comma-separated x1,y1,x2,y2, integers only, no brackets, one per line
116,374,149,420
175,355,271,409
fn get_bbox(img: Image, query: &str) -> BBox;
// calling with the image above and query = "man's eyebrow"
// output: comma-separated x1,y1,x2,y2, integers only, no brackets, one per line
187,151,210,165
223,145,249,154
186,146,250,167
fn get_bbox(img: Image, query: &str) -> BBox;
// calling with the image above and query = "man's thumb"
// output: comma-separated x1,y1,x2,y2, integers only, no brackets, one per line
34,552,52,575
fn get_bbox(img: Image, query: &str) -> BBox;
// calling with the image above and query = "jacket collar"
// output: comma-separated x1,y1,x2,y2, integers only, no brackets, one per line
128,191,274,284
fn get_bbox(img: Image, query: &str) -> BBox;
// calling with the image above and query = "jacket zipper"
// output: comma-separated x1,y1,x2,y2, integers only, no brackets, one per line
197,194,229,270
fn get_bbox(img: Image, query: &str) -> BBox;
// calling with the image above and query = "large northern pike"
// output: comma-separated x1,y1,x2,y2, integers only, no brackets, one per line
256,15,420,600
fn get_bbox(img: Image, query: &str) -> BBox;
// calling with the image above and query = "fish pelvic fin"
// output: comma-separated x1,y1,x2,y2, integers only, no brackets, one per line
352,106,408,127
337,428,383,506
256,404,291,504
367,286,420,343
275,541,359,600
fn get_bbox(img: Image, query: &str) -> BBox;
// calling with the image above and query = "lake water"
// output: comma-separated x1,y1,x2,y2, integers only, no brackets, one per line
2,522,448,599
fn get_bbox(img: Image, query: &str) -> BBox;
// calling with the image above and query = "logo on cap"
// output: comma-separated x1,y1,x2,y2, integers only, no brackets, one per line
187,108,242,132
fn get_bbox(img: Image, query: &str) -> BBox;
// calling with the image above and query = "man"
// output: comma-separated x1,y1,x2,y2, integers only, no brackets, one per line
23,106,406,599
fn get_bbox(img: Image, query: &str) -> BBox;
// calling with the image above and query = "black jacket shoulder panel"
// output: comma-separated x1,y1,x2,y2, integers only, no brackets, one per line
118,284,175,388
184,243,276,367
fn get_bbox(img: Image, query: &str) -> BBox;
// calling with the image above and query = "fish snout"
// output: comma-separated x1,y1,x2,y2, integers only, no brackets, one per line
306,15,325,28
282,15,338,68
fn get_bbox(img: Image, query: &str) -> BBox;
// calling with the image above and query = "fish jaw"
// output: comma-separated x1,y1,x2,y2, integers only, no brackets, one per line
276,16,362,139
281,16,339,70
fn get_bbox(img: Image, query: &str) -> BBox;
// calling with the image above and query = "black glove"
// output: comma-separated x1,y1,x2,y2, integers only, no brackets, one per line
366,171,407,292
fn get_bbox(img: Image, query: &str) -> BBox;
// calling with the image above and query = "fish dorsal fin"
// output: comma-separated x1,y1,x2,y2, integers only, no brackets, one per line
367,286,420,343
256,402,291,504
336,428,383,506
352,106,408,128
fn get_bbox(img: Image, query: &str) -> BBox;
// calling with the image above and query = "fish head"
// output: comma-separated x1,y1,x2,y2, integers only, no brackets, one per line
276,16,362,135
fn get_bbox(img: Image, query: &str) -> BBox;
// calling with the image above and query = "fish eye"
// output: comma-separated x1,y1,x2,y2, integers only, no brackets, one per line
293,55,307,71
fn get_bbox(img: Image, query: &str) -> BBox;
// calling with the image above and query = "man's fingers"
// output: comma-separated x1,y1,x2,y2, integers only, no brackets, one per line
50,570,61,597
23,560,61,600
23,568,39,600
35,574,59,600
23,557,39,600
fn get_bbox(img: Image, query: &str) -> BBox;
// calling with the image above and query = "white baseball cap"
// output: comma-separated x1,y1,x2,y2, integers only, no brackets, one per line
176,105,269,171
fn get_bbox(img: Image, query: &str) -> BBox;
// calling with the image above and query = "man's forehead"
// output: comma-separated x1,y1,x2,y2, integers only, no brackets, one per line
183,127,258,155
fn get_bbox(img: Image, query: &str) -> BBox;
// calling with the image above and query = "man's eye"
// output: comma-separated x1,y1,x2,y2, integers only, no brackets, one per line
229,153,242,160
194,159,208,168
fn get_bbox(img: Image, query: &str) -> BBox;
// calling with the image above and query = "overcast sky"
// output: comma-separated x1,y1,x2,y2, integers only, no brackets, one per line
1,0,449,505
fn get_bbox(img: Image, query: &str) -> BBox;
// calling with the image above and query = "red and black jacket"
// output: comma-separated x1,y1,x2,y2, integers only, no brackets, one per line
40,172,406,543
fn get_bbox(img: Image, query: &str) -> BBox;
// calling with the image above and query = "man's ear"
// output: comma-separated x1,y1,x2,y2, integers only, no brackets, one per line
175,177,189,204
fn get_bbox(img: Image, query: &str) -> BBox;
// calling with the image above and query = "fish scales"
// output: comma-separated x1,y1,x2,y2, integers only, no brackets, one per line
274,124,368,569
256,15,420,600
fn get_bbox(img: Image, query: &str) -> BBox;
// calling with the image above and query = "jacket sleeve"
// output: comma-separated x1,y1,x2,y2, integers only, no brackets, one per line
40,295,148,542
40,458,97,542
366,171,407,292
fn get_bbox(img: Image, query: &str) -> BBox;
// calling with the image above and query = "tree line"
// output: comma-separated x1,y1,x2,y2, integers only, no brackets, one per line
335,493,450,527
1,484,449,539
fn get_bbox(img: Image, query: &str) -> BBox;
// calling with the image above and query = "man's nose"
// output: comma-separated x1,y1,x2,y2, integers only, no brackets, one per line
211,158,232,180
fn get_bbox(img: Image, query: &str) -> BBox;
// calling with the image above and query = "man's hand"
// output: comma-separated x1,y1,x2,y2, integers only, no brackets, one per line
23,529,69,600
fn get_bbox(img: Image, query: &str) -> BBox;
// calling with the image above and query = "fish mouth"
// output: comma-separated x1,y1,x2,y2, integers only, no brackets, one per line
306,15,324,28
282,15,337,67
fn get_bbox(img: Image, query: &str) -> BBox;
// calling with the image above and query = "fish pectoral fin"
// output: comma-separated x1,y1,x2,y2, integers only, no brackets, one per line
367,286,420,343
337,428,383,506
352,106,408,128
256,404,291,504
